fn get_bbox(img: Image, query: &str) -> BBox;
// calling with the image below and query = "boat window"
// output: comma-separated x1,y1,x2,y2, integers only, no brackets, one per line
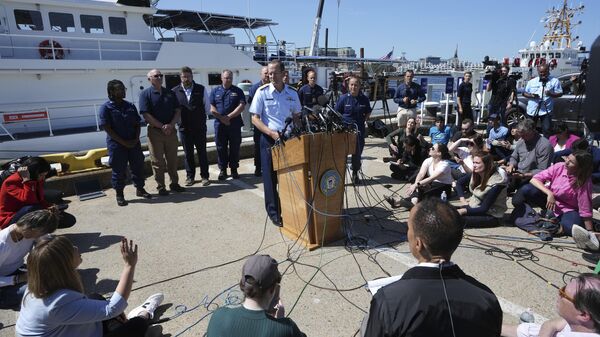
522,54,526,59
81,15,104,34
109,17,127,35
542,53,547,58
556,53,561,58
49,12,75,33
549,53,554,58
536,53,540,58
208,73,222,86
14,9,43,31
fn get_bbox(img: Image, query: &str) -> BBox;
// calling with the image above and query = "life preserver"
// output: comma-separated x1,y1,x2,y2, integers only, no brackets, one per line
38,40,64,59
550,58,557,69
528,58,534,67
513,57,521,67
534,58,540,66
540,58,546,65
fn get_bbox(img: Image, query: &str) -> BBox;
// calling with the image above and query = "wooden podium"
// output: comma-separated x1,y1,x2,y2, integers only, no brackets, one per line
272,132,356,250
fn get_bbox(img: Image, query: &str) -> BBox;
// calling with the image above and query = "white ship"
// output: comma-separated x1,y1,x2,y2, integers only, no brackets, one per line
0,0,282,159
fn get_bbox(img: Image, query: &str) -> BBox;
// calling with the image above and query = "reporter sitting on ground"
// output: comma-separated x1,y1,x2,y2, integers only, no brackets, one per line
386,143,453,209
389,135,428,182
550,122,580,163
0,209,57,309
16,236,164,337
456,152,508,228
384,117,426,162
501,119,553,193
511,151,597,249
0,157,75,230
501,273,600,337
451,135,489,199
364,198,503,337
206,254,306,337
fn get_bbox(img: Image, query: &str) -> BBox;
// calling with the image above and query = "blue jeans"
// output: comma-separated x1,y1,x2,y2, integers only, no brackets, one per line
0,272,27,309
512,183,582,236
527,113,552,137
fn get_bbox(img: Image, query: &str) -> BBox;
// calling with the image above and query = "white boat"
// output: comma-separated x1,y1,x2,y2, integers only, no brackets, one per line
0,0,279,159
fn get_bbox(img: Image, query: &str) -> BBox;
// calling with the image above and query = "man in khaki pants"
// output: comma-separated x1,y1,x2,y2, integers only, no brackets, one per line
393,70,425,127
138,69,185,196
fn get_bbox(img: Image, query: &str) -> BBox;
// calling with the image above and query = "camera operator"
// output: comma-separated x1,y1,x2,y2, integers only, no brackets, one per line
522,64,562,137
486,65,516,124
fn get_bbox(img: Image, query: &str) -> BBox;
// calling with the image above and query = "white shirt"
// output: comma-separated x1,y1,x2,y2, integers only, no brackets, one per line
421,157,453,185
0,224,34,287
249,83,301,132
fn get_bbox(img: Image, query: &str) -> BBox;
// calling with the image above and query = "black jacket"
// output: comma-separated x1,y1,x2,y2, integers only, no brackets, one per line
172,82,207,132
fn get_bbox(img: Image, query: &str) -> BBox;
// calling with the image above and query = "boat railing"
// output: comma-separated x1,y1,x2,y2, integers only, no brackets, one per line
234,41,297,66
0,101,106,140
0,33,161,61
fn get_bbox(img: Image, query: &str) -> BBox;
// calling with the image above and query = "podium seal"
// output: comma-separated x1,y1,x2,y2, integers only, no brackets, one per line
319,169,341,197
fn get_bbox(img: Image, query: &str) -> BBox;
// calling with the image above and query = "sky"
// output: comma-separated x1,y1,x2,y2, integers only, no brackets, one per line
161,0,599,62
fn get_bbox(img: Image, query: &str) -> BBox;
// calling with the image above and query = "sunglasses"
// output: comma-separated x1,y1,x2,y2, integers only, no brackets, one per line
151,74,163,79
558,285,574,303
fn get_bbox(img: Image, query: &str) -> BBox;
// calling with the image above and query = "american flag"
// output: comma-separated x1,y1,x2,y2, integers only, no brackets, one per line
380,48,394,60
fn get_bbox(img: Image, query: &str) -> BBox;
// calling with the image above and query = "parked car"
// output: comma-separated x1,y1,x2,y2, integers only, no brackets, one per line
506,72,586,130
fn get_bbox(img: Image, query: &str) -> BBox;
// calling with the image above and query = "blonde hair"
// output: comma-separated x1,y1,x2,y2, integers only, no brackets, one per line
26,236,83,298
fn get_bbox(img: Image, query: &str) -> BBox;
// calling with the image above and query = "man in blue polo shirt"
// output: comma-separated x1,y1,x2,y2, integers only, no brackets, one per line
393,70,426,127
138,68,184,196
99,80,152,206
210,69,246,180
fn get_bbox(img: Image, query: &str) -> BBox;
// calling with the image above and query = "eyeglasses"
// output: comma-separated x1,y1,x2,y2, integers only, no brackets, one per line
558,285,574,303
151,74,163,79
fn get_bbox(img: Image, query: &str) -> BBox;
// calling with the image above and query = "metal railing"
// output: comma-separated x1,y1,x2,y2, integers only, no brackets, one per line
0,33,161,61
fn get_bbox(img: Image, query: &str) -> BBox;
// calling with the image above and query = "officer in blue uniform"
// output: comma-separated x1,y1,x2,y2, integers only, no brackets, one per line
335,76,372,184
210,70,246,180
297,69,324,109
250,60,302,227
248,66,269,177
99,79,152,206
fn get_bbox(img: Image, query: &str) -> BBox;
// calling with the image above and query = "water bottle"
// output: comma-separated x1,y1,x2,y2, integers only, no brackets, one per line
440,191,447,202
519,308,535,324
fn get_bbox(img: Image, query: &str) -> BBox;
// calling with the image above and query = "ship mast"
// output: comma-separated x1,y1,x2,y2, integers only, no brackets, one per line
540,0,584,49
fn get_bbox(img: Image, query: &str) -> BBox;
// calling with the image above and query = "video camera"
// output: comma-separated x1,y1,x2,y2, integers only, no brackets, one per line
482,56,522,82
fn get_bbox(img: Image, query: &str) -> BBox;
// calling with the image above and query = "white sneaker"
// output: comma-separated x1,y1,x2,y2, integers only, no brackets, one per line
127,293,164,320
572,225,600,251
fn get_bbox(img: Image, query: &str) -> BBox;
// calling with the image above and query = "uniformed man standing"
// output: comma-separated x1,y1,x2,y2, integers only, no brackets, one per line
139,68,185,196
248,66,269,177
297,70,324,109
172,66,211,187
250,60,301,227
99,80,152,206
210,70,246,180
335,76,372,184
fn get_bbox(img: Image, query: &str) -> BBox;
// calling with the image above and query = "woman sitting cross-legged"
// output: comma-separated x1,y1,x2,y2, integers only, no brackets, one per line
511,151,599,250
385,143,453,209
455,152,508,228
16,236,164,337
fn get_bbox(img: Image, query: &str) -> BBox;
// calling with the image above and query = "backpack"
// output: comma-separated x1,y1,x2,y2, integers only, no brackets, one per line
0,156,30,186
512,203,562,241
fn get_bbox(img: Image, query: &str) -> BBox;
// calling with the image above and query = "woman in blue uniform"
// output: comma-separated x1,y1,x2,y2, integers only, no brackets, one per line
99,80,152,206
335,76,372,184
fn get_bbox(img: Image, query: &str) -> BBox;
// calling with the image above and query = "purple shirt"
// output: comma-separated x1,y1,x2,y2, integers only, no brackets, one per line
533,162,592,218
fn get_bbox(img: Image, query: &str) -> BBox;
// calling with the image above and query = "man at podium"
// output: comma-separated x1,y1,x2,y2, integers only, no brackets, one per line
250,60,302,227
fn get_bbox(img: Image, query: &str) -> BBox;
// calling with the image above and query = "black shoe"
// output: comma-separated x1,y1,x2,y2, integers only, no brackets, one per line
184,178,194,187
231,168,239,179
170,184,185,193
254,168,262,177
218,170,227,181
116,194,128,207
582,252,600,265
382,157,395,163
270,217,283,227
157,188,169,196
384,194,413,209
136,188,152,199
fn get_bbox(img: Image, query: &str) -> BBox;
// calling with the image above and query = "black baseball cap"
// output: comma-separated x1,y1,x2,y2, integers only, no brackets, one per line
241,255,281,288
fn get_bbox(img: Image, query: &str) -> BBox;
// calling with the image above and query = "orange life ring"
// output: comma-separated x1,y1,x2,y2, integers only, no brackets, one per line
550,58,557,69
38,40,64,59
513,57,521,67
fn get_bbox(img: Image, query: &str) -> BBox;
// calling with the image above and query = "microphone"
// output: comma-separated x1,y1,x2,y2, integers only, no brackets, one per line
279,116,293,140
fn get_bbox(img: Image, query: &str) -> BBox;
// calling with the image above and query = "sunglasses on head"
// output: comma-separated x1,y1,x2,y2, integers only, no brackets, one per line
558,285,574,303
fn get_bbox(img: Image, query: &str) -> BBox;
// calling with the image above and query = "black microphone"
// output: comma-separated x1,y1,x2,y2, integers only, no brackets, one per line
279,116,293,140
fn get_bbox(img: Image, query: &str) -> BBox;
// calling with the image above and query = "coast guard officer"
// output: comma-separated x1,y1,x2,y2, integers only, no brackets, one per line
335,76,372,184
99,79,152,206
298,70,324,109
248,66,269,177
250,60,301,227
210,69,246,180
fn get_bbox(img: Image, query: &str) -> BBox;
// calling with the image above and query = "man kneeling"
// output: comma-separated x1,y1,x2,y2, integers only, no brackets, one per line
364,198,503,337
